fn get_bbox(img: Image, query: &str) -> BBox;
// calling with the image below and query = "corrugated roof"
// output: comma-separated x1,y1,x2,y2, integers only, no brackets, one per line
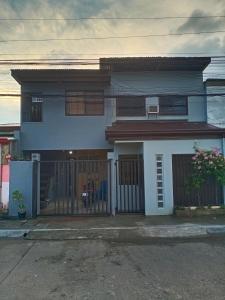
11,69,110,84
100,57,211,72
106,121,225,141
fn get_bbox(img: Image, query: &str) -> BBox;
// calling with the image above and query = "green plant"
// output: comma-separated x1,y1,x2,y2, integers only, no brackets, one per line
187,147,225,206
192,147,225,185
12,190,26,213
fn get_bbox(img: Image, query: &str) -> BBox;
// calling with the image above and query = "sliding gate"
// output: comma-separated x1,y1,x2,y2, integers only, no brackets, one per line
115,158,145,213
40,160,111,215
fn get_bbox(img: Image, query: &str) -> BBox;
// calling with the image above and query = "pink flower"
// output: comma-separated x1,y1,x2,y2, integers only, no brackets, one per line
192,156,196,160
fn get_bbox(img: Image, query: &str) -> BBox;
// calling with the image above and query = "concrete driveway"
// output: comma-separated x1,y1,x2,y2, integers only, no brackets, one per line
0,237,225,300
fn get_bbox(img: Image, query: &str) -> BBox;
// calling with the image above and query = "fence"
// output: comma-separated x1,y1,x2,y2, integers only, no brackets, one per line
115,159,145,213
39,160,111,215
172,154,224,207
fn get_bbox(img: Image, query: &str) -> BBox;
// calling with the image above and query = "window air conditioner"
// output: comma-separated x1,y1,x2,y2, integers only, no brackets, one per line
147,105,159,114
32,97,43,103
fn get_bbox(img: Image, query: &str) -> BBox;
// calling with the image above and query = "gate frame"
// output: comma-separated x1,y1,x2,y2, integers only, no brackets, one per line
115,158,145,214
38,159,112,216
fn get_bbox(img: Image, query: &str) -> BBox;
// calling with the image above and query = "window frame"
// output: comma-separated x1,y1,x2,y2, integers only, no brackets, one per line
116,96,146,117
22,94,43,122
31,101,43,122
159,95,188,116
65,90,105,116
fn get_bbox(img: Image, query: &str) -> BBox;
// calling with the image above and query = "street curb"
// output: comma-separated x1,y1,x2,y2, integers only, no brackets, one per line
1,225,225,239
0,229,30,238
207,227,225,235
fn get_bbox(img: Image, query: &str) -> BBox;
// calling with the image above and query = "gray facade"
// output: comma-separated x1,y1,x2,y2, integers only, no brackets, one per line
16,69,207,152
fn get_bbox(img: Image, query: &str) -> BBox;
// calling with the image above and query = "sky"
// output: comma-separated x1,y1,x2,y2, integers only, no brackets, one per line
0,0,225,124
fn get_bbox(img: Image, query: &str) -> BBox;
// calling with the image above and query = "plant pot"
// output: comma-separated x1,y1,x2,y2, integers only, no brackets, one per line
18,211,26,220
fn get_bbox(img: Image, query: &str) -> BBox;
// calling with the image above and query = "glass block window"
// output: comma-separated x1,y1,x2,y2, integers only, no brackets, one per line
156,155,164,208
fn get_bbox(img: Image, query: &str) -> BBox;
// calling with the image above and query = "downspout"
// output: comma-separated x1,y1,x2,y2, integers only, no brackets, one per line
203,80,208,123
0,144,2,204
221,135,225,205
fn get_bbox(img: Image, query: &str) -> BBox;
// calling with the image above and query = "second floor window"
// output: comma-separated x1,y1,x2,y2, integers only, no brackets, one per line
22,95,42,122
65,91,104,116
116,96,146,116
31,101,42,122
159,96,188,115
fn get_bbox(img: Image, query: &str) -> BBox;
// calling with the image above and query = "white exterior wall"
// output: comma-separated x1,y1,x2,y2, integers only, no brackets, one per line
114,142,143,158
143,138,223,215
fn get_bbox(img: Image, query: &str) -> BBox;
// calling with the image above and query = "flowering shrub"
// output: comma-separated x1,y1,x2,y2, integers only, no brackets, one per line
190,147,225,190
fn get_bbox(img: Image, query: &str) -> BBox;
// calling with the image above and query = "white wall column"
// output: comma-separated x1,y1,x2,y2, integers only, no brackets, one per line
143,142,173,215
143,139,223,215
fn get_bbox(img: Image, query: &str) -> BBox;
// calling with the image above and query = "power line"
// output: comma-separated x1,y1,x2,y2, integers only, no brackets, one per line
0,57,225,63
1,92,225,98
0,30,225,43
0,62,99,65
1,52,225,57
0,58,98,62
0,15,225,21
2,57,225,61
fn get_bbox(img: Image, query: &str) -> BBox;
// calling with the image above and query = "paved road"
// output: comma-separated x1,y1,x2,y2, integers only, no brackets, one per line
0,237,225,300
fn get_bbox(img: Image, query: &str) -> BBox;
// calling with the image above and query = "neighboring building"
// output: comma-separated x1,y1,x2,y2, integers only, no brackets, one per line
9,57,225,217
205,79,225,128
0,124,20,210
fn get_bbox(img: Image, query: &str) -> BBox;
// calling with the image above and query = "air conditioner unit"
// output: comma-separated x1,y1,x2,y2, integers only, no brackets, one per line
147,105,159,114
31,153,40,161
32,97,43,103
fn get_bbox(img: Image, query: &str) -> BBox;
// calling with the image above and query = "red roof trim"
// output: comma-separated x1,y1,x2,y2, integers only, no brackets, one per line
106,121,225,142
0,138,9,144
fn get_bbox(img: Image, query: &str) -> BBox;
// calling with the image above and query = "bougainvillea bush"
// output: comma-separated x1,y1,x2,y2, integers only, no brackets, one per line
189,147,225,191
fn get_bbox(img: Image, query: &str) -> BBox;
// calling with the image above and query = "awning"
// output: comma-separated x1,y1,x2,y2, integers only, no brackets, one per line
106,121,225,142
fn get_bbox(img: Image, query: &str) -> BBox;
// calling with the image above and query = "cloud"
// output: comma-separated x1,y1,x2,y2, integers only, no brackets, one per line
0,99,20,124
0,0,225,123
171,36,225,54
171,36,225,80
176,9,225,33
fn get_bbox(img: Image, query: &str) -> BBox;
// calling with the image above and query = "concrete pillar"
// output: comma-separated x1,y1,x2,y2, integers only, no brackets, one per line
32,154,40,216
107,152,116,216
9,161,34,217
143,141,174,215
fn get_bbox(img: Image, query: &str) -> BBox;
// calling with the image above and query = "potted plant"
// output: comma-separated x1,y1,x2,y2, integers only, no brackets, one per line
12,190,26,219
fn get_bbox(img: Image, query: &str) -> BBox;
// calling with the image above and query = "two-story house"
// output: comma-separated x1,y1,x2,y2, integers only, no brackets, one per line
11,57,225,217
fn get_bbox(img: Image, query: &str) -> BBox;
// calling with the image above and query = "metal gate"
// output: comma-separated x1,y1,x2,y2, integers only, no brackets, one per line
39,160,111,215
115,158,145,213
173,154,224,207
